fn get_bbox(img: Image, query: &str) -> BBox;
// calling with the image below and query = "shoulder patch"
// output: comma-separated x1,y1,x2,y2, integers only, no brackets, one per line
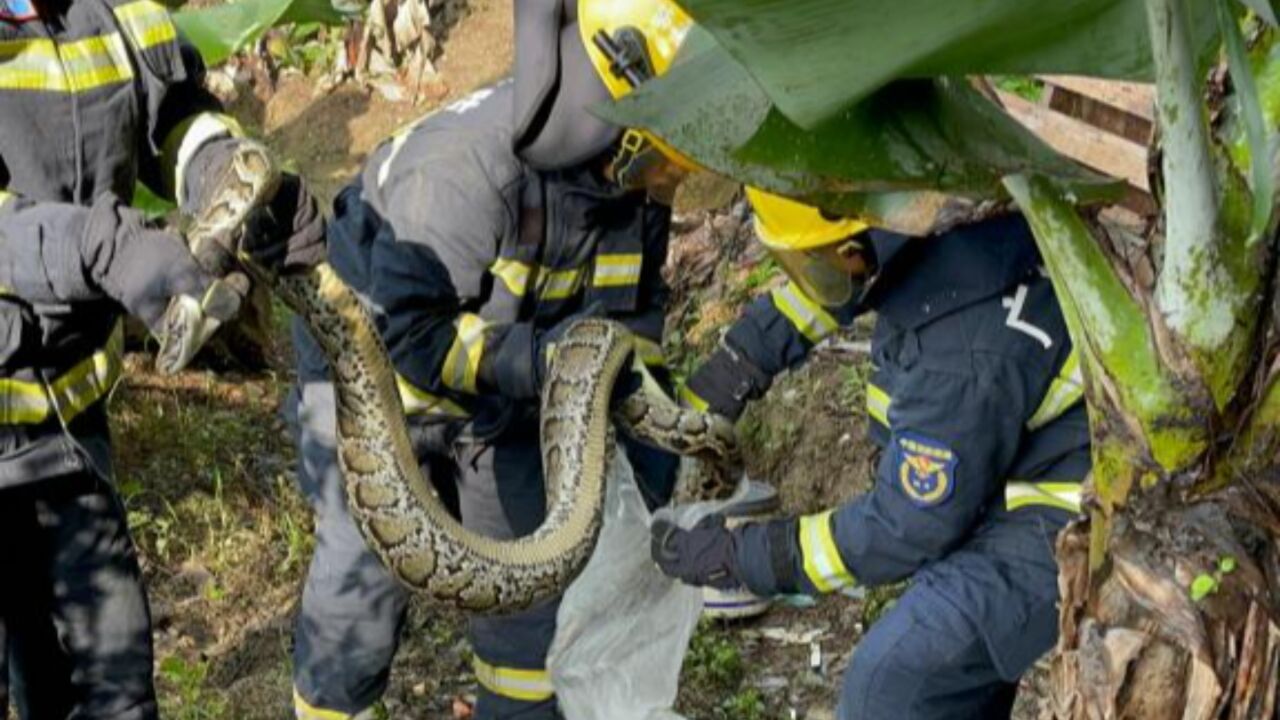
895,432,957,507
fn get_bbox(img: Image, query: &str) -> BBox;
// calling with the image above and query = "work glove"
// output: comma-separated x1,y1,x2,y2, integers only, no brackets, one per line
478,304,613,401
186,139,327,277
683,341,773,422
650,514,743,590
81,193,245,373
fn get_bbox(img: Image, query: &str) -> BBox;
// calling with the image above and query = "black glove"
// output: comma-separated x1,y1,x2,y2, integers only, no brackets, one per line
684,341,773,421
477,304,610,401
650,514,743,590
186,140,326,276
81,194,244,373
238,172,327,272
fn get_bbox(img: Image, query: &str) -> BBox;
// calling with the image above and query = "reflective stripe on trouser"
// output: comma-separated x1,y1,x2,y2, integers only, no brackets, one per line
289,383,411,715
1,473,159,720
459,431,562,719
0,321,124,425
1005,481,1082,513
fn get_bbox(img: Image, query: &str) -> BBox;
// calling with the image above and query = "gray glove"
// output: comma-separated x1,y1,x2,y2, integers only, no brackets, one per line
81,194,244,373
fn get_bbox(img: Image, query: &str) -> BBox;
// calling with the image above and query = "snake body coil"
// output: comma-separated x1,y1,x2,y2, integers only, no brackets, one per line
220,153,737,613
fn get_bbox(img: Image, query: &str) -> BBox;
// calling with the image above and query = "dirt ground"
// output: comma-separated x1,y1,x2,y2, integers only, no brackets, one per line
91,1,1049,718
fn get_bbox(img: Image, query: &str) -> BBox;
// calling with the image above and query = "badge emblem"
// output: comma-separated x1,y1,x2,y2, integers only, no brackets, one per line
896,432,957,507
0,0,37,22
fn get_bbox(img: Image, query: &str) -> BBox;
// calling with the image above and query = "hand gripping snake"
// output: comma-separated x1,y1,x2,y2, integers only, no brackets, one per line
195,146,740,613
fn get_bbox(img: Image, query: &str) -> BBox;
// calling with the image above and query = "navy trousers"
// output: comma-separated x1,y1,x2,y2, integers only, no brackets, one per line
0,473,158,720
838,505,1069,720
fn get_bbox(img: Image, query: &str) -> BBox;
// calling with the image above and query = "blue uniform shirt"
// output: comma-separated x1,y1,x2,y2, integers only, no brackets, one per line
732,214,1091,595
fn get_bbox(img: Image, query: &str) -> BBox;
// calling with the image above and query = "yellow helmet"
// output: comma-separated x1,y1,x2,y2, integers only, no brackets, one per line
746,187,872,308
746,187,870,251
577,0,699,173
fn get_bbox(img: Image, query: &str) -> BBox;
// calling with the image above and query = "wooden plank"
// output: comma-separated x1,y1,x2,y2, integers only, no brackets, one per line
1039,75,1156,121
997,89,1150,192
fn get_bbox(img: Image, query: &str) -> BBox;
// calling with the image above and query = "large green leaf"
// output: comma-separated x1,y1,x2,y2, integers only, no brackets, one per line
596,31,1120,228
174,0,345,66
675,0,1217,129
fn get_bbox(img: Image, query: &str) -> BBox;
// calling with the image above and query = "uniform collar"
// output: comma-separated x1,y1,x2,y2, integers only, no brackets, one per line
863,213,1041,328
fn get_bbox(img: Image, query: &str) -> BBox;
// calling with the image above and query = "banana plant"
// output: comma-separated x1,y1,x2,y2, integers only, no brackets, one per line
602,0,1280,715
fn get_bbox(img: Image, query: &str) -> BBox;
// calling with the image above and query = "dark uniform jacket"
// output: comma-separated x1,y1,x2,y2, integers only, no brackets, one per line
297,80,672,448
0,0,233,487
718,213,1090,616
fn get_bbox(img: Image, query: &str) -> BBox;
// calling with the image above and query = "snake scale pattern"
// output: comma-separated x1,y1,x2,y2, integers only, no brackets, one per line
206,148,740,613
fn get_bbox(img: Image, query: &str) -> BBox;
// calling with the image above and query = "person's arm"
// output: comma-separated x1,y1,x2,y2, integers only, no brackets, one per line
0,190,214,326
682,279,858,419
733,358,1032,595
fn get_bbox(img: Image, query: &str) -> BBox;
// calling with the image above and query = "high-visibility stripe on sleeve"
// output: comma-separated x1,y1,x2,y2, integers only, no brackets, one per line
163,113,247,202
1005,481,1083,513
0,190,13,210
678,385,709,412
1027,348,1084,431
441,313,487,394
490,258,532,297
292,689,375,720
396,373,470,419
472,657,554,703
538,267,584,301
866,382,890,428
634,336,664,367
770,281,838,344
592,253,643,288
113,0,178,50
798,510,855,593
0,35,134,93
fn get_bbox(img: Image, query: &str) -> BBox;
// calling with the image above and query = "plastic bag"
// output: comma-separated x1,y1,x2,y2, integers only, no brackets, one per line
547,455,747,720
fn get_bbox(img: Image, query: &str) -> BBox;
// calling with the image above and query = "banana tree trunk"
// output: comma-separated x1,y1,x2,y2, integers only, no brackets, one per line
1007,2,1280,716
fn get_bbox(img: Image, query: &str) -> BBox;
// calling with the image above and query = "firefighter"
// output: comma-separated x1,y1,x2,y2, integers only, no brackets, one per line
287,1,696,718
0,0,319,715
653,189,1090,719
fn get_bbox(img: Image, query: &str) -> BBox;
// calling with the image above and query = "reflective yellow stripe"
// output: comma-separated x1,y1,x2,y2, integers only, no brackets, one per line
798,510,855,593
866,382,890,427
293,689,374,720
592,253,643,288
538,267,583,301
490,258,532,297
0,190,13,210
679,385,709,412
113,0,178,50
770,281,838,344
1027,349,1084,430
472,657,554,703
396,373,470,419
1005,481,1082,513
0,377,55,424
48,322,124,422
441,313,486,394
0,35,133,93
634,336,664,367
0,322,123,425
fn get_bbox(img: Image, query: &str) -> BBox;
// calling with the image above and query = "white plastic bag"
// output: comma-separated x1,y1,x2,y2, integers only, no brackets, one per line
547,455,747,720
